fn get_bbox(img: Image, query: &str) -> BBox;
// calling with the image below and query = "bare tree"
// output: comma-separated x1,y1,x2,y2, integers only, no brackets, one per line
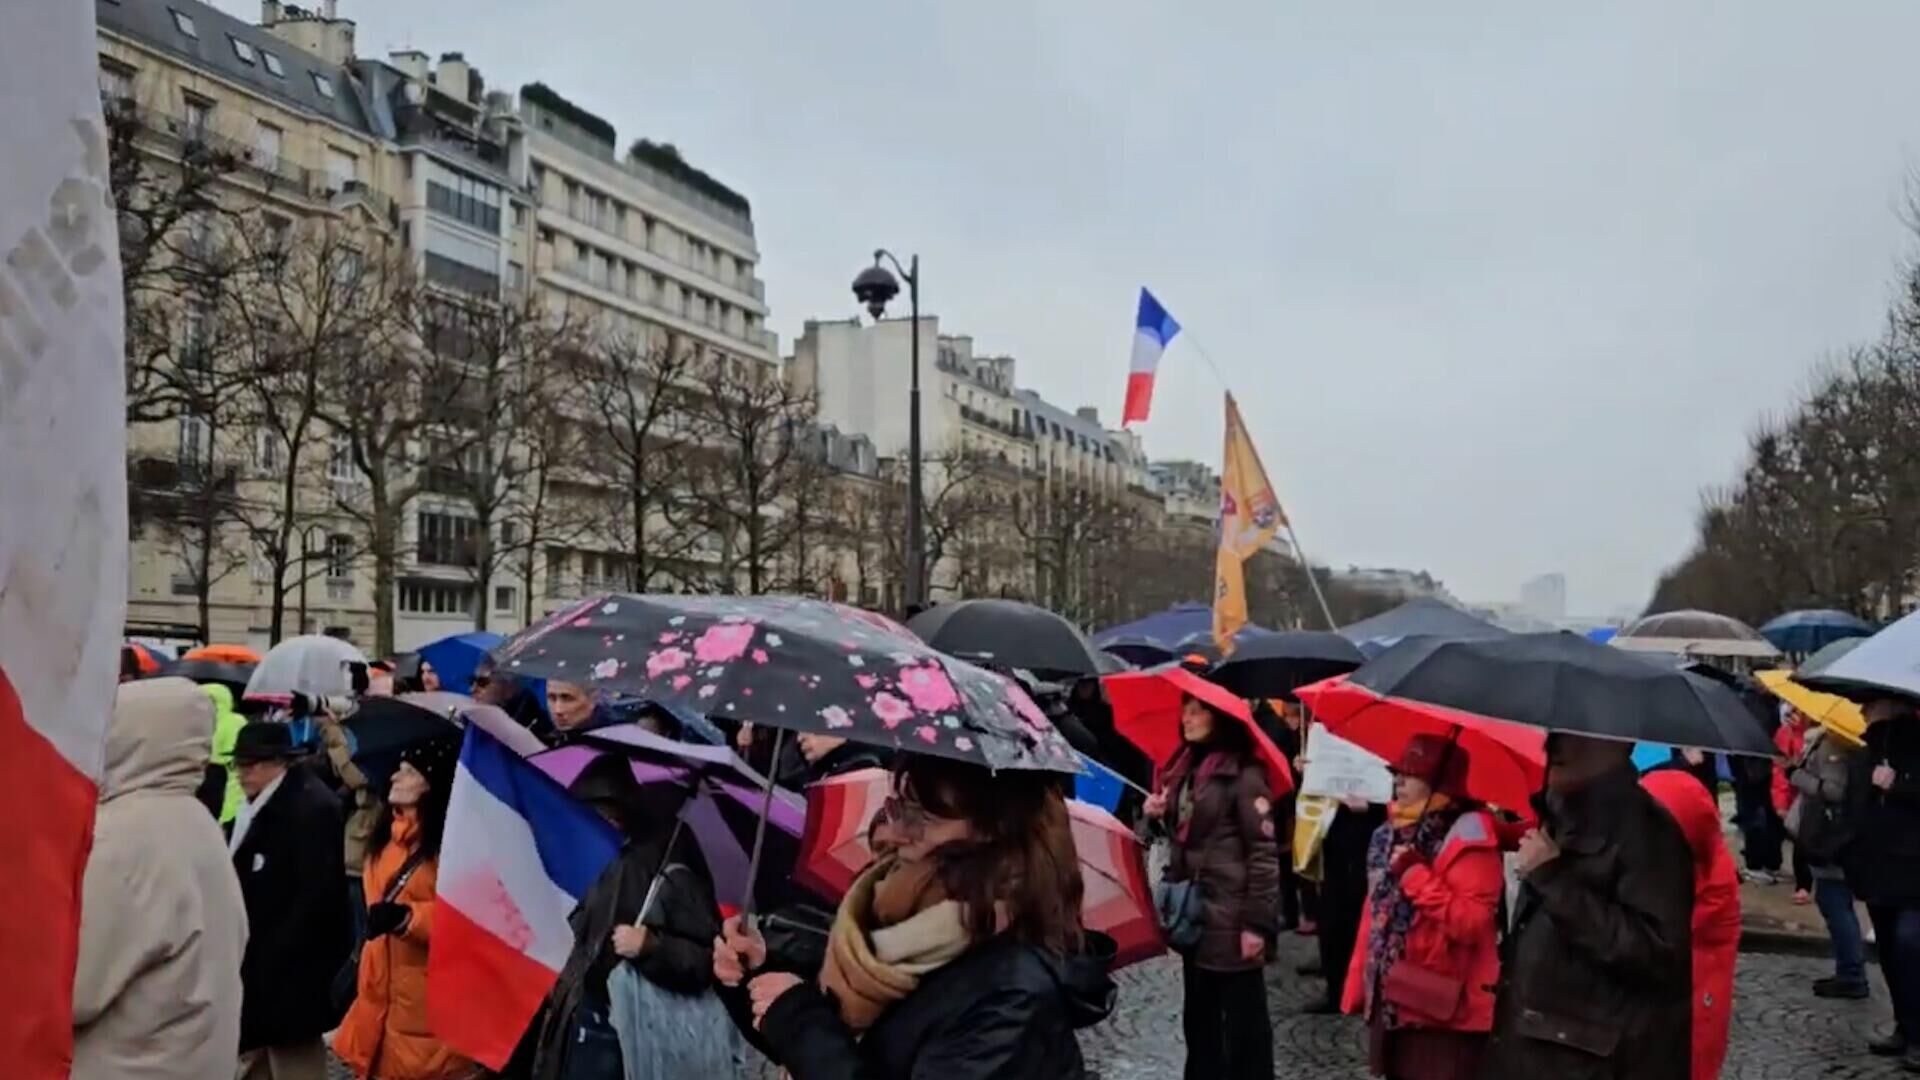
226,215,399,643
567,329,710,591
686,356,823,594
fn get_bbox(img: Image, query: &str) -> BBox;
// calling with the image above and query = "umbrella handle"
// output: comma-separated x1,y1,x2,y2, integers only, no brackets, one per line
741,727,787,918
635,814,689,927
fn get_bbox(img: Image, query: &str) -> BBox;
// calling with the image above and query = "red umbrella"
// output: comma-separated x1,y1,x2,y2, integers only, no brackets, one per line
793,767,1166,969
183,643,263,664
121,642,165,677
1101,665,1296,796
1296,674,1546,815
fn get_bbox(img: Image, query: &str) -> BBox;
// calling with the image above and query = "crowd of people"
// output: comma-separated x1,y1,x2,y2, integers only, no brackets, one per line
68,632,1920,1080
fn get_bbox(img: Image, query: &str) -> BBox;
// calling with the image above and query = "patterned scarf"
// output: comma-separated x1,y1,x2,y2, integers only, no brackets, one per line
1361,801,1459,1026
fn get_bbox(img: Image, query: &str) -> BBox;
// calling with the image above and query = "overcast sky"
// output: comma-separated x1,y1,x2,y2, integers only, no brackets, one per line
221,1,1920,616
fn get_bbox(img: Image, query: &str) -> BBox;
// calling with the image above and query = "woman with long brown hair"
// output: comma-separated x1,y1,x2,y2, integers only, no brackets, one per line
712,754,1117,1079
1145,694,1281,1080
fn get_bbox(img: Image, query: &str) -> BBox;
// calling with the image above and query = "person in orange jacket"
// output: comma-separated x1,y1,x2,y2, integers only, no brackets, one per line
1344,735,1505,1080
331,735,477,1080
1642,768,1742,1080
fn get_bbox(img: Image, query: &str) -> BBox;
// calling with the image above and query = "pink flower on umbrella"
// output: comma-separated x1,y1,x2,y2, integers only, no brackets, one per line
670,675,692,691
646,647,690,679
591,658,620,681
954,736,974,753
751,649,770,665
855,674,878,690
914,724,939,745
899,664,960,714
658,632,681,645
872,692,913,729
695,622,756,663
821,705,854,729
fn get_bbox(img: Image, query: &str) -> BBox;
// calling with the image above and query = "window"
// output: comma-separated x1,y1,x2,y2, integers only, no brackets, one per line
399,581,476,616
494,585,516,613
324,534,352,579
425,167,503,233
416,512,479,567
324,146,356,190
506,261,524,290
334,246,362,287
589,252,608,288
170,9,198,38
254,121,282,162
261,50,285,78
97,61,134,102
573,242,590,278
254,429,280,473
544,547,569,597
261,212,291,259
177,412,212,472
513,205,527,228
229,35,257,65
312,72,336,99
328,436,354,482
183,96,212,139
424,252,499,296
179,305,211,372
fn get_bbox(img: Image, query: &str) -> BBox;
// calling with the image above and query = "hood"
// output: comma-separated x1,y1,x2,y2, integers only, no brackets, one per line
1045,931,1118,1030
201,681,238,716
1640,769,1722,864
105,677,214,802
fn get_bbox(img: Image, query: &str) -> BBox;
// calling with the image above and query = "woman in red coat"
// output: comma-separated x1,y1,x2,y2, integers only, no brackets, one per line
1773,711,1814,904
1343,735,1504,1080
1642,768,1742,1080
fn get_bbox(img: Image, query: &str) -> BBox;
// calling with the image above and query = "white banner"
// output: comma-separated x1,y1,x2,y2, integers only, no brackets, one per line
1298,722,1393,803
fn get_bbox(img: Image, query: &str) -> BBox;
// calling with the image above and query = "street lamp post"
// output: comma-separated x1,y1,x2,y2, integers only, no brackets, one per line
297,522,326,637
851,250,926,613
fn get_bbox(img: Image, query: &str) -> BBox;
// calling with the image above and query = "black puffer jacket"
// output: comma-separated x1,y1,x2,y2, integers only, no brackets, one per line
744,933,1115,1080
1843,716,1920,906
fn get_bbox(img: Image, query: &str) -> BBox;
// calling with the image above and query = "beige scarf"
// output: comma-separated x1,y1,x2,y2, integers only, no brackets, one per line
818,856,973,1032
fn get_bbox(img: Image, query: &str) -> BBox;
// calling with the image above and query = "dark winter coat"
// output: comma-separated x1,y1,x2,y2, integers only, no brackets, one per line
801,740,889,785
1164,745,1282,972
1789,728,1871,864
748,932,1116,1080
1842,717,1920,907
231,764,352,1052
1484,766,1694,1080
527,832,721,1080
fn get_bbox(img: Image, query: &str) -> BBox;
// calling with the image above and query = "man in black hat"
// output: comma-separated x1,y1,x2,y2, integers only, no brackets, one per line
229,724,351,1080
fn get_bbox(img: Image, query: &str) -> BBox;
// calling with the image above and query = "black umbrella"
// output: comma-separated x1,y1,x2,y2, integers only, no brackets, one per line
1099,636,1176,668
1094,650,1136,675
1210,631,1365,700
1349,632,1777,757
343,694,463,792
907,599,1103,679
166,657,255,691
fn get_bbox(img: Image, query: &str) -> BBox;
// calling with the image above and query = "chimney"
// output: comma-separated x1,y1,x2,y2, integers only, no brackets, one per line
1075,406,1102,424
435,52,471,103
261,2,356,65
388,48,429,81
260,1,283,26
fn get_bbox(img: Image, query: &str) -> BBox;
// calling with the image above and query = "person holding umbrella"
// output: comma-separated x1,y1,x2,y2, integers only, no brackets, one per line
1483,733,1694,1080
1143,693,1281,1080
1343,734,1503,1080
713,754,1116,1080
1841,696,1920,1064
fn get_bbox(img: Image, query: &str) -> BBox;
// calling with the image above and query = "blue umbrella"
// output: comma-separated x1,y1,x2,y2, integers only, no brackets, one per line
1586,627,1618,645
1801,608,1920,702
1759,610,1873,655
1093,604,1273,655
419,630,505,694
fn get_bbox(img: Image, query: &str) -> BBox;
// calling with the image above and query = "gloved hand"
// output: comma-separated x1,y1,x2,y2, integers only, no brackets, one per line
366,901,411,938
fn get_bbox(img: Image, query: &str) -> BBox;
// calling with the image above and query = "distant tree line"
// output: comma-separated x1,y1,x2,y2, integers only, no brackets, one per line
1649,205,1920,623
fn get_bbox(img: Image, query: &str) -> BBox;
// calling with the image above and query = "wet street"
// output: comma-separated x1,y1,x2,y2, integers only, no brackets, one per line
1083,934,1907,1080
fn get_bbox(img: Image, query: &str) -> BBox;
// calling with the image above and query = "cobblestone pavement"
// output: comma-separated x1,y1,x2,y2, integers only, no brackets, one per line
329,935,1907,1079
1083,934,1909,1080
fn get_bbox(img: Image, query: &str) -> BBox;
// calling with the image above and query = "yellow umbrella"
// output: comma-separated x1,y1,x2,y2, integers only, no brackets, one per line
1756,669,1865,747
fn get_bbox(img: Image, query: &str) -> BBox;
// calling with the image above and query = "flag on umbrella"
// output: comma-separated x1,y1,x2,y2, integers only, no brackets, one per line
1214,393,1286,651
428,726,622,1069
1,2,127,1070
1122,288,1180,425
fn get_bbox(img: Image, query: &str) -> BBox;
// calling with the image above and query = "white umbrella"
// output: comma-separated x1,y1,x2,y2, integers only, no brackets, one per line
1801,609,1920,702
244,634,369,703
1611,609,1780,660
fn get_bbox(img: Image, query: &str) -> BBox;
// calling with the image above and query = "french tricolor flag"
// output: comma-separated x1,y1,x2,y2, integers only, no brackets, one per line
427,727,621,1069
1122,288,1181,425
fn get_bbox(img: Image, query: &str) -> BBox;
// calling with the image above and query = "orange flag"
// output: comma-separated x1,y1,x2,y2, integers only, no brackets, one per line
1213,393,1286,652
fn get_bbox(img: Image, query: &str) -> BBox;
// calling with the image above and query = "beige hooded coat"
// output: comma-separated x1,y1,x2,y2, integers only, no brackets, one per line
73,677,249,1080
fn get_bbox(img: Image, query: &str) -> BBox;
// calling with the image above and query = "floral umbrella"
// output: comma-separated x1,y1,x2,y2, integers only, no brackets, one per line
492,594,1082,774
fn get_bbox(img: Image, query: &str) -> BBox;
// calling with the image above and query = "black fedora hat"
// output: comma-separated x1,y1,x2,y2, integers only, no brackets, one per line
232,722,298,764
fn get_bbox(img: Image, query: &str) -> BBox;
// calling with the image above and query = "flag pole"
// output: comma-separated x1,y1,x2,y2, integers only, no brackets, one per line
1284,520,1339,631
